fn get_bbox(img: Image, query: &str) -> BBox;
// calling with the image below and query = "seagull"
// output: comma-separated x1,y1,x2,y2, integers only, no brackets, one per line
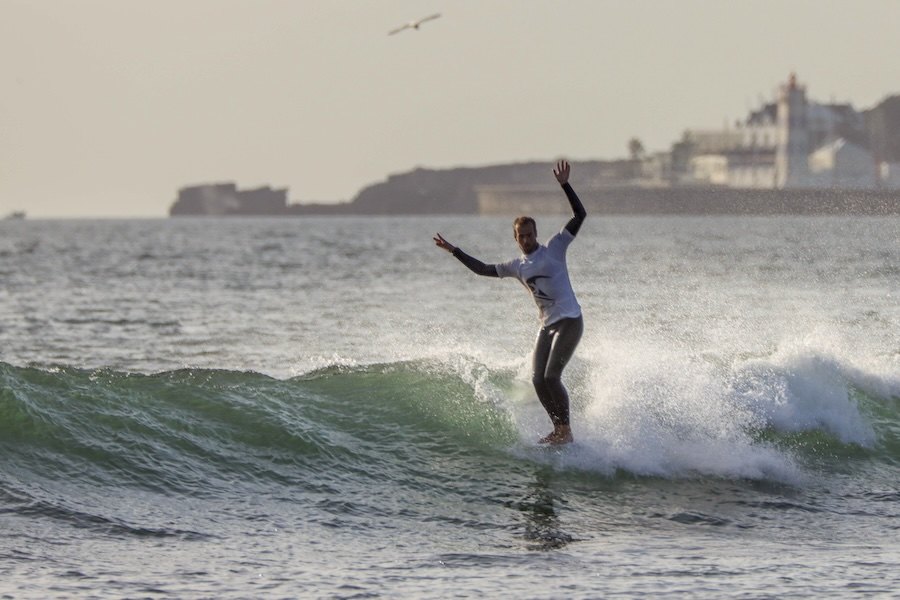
388,13,441,36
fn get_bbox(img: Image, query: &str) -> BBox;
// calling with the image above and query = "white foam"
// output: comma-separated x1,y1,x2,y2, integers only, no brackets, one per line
730,346,877,447
569,335,800,481
504,326,895,482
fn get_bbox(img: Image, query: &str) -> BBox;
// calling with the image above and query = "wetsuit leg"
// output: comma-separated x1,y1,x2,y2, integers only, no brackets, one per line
532,330,556,422
532,316,584,426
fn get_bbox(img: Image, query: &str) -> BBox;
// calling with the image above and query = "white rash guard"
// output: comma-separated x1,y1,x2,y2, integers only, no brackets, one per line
495,227,582,327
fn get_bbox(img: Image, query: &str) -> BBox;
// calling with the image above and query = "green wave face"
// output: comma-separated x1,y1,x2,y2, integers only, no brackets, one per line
0,361,519,496
2,357,899,498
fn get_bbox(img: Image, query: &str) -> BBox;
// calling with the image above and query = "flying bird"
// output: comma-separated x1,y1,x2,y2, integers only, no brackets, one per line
388,13,441,36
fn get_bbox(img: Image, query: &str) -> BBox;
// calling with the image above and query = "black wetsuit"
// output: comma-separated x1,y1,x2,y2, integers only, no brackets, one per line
451,182,586,426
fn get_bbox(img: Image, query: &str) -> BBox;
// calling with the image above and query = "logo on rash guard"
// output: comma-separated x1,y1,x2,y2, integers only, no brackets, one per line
525,275,553,302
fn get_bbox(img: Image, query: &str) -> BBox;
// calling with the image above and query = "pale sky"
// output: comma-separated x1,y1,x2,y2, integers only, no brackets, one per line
2,0,899,217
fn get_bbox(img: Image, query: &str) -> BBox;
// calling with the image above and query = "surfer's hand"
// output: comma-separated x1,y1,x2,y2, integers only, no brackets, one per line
553,160,570,185
433,233,456,253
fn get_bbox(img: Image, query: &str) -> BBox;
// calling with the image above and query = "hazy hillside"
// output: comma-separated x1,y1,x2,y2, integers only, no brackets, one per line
290,160,639,215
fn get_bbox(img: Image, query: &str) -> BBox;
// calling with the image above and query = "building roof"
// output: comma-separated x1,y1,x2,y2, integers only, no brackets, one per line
810,135,871,157
746,103,777,126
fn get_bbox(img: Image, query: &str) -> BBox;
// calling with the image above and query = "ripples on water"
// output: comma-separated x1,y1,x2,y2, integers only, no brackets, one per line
1,216,899,598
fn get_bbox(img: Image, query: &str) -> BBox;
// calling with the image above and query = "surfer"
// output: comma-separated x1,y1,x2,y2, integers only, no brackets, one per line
434,160,586,445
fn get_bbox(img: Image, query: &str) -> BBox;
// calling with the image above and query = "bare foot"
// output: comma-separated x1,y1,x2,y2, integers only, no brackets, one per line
538,426,574,445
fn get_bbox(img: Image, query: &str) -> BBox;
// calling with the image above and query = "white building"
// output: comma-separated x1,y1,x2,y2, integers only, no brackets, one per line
808,137,879,189
728,103,779,188
676,74,898,190
689,154,729,185
880,162,900,187
683,111,777,189
775,73,811,187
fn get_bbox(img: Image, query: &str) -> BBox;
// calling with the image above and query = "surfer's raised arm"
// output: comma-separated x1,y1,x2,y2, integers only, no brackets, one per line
433,233,499,277
554,160,586,236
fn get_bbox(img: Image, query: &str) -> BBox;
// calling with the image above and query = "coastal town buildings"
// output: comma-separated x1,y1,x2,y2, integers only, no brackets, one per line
674,73,899,190
169,74,900,217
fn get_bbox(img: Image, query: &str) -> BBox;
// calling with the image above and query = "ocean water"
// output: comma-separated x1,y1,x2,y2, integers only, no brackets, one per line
1,214,898,598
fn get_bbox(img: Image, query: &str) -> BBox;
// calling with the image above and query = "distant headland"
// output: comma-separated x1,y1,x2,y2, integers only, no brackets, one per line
170,75,900,217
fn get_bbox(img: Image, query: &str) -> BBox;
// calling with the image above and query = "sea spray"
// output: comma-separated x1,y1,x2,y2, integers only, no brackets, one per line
729,348,876,446
557,335,801,481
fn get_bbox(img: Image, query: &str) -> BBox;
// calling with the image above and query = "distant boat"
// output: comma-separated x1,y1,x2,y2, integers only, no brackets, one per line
4,211,26,220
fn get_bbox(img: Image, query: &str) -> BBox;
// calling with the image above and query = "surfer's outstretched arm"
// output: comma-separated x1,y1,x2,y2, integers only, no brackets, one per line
433,233,499,277
553,160,586,236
